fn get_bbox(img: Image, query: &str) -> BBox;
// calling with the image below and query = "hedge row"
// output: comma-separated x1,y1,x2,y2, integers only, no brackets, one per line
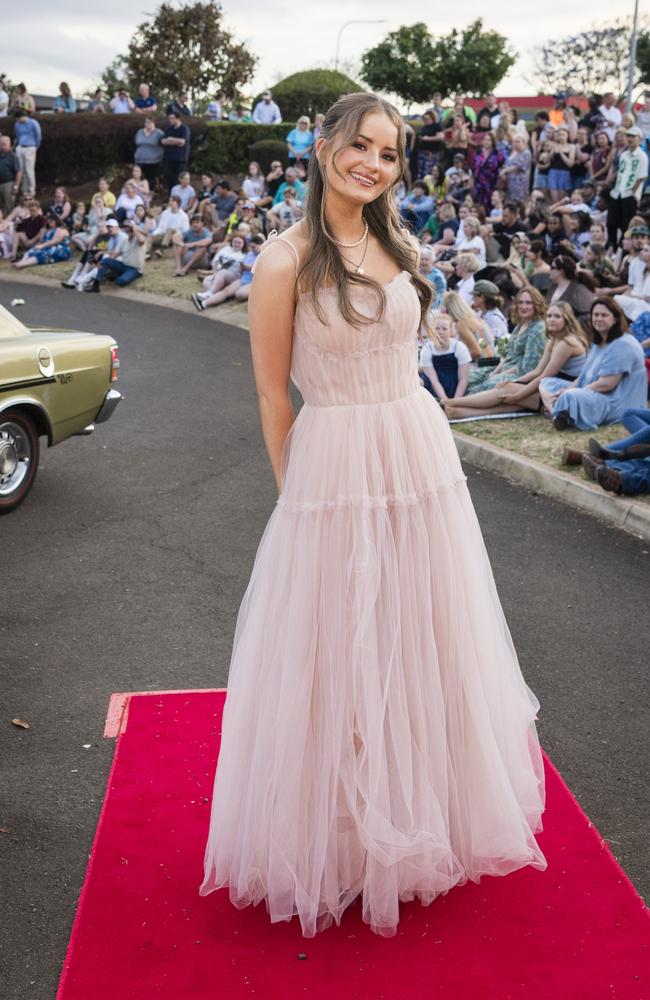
0,114,293,187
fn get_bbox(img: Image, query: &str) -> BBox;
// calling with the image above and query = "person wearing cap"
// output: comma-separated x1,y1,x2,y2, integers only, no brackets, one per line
252,90,282,125
607,126,649,249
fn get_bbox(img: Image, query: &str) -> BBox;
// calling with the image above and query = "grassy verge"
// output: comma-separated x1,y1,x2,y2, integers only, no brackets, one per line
453,415,650,506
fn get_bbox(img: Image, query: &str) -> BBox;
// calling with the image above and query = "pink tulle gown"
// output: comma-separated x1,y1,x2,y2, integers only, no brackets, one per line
199,232,547,937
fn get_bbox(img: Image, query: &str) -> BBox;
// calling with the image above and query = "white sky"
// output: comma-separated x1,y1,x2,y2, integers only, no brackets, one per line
0,1,640,105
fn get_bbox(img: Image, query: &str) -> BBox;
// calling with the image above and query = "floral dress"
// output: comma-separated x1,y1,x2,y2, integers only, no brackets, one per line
467,319,546,394
26,228,72,265
472,150,505,210
505,149,532,203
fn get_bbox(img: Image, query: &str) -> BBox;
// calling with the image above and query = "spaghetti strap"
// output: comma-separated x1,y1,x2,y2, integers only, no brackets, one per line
260,229,300,274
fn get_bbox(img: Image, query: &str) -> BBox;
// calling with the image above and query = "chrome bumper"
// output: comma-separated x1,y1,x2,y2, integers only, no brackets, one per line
95,388,122,424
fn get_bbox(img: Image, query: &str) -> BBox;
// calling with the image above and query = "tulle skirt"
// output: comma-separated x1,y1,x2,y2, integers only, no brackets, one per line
199,387,547,937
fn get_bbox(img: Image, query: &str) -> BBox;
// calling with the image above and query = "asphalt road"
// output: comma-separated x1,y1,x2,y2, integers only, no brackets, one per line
1,281,648,998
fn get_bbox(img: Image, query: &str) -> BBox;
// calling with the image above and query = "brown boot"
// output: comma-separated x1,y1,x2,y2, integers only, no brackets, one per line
562,446,583,466
581,453,602,482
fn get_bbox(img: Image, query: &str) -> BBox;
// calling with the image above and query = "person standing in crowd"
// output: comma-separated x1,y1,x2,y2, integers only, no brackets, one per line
87,88,108,113
161,111,190,193
110,88,135,113
607,127,649,250
599,93,623,142
286,116,314,167
0,136,22,215
166,92,192,117
11,83,35,114
501,134,532,203
13,108,41,198
635,92,650,140
252,90,282,124
414,110,443,179
52,82,76,114
135,83,157,114
472,133,504,210
0,79,9,118
207,90,226,121
134,115,164,188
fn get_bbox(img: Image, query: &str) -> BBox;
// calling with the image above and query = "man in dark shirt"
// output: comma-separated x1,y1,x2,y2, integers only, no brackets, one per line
0,135,22,214
161,112,191,193
12,200,45,260
166,92,192,117
492,203,528,258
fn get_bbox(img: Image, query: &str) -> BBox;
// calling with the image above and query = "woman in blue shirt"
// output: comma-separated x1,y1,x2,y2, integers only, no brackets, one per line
53,82,77,114
540,298,647,430
286,117,314,166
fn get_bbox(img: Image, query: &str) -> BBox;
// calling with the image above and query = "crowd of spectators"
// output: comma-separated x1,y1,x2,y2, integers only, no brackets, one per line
0,80,649,494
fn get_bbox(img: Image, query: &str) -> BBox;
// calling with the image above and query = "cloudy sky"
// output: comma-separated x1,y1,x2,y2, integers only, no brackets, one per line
0,1,634,104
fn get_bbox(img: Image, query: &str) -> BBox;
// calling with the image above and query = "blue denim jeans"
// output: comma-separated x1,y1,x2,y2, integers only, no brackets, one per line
97,257,142,286
605,408,650,452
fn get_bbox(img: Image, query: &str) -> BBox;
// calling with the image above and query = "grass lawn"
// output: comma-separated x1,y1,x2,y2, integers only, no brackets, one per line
453,414,650,505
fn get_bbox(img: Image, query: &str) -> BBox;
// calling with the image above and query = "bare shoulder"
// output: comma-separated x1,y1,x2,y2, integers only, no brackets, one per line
274,221,309,267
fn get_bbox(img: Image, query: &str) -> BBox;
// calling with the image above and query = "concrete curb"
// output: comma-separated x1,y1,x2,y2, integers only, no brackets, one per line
4,269,648,539
453,432,650,541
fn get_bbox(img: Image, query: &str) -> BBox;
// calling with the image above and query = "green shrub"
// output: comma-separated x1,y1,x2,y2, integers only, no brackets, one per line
259,69,364,122
247,139,288,172
0,115,295,187
192,122,287,175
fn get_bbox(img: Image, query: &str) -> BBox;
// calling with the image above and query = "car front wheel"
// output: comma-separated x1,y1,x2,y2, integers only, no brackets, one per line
0,410,40,514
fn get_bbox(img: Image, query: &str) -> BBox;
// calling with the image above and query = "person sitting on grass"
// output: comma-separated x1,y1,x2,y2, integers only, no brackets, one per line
540,298,647,430
93,176,116,210
465,286,547,394
266,186,304,233
14,211,71,268
418,312,472,403
70,201,87,237
441,290,493,361
170,170,197,214
172,214,213,276
10,199,45,260
61,217,115,289
192,234,264,312
46,186,72,227
418,245,447,309
191,233,247,311
445,302,588,419
114,180,144,224
576,408,650,495
471,279,509,344
149,195,189,255
85,219,147,292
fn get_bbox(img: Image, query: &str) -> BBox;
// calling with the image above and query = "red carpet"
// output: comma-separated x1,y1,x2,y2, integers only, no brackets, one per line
56,690,650,1000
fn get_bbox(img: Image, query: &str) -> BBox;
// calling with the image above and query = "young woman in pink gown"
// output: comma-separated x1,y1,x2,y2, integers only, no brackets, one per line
199,92,547,938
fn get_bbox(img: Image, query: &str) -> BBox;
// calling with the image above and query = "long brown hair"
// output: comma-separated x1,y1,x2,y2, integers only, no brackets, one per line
546,301,590,351
300,92,433,330
590,296,628,345
510,286,546,326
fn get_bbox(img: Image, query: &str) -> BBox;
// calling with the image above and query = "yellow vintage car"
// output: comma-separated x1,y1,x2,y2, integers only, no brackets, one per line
0,303,121,513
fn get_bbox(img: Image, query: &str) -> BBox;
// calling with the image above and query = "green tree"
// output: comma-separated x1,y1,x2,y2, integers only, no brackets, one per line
360,20,516,106
100,1,257,105
532,17,649,101
261,69,363,121
637,31,650,84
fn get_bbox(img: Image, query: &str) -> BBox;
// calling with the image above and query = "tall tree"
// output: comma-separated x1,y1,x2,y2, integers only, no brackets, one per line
101,2,257,105
532,17,649,101
360,20,516,106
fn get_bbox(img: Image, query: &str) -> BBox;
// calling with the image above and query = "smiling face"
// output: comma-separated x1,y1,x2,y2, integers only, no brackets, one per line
516,290,535,321
316,110,400,207
546,304,565,334
591,302,616,338
231,235,245,252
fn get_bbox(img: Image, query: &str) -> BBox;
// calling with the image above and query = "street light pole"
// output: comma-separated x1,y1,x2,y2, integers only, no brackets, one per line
335,20,388,72
626,0,640,113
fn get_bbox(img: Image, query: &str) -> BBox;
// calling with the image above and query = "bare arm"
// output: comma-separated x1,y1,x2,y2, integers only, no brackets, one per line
247,246,297,492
